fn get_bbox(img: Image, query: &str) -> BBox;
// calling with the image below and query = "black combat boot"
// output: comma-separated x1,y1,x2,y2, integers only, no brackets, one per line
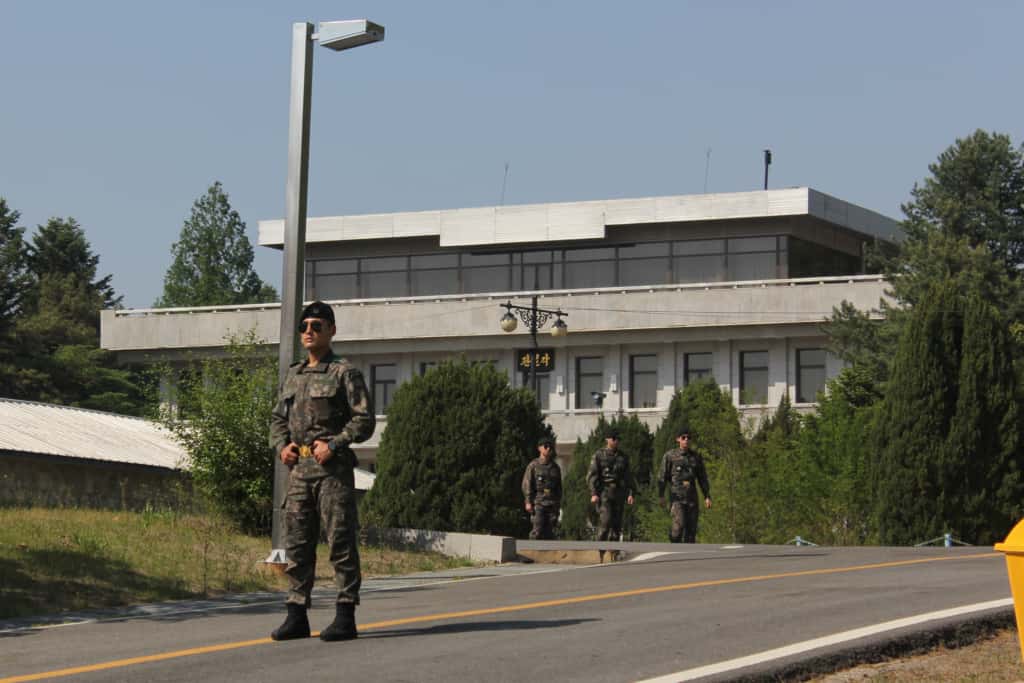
319,603,357,641
271,603,311,641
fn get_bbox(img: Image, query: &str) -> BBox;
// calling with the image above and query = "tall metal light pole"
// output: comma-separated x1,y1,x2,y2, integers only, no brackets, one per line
269,19,384,566
500,297,568,394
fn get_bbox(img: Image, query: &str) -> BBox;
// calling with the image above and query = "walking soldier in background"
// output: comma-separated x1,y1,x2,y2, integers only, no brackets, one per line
658,427,711,543
522,437,562,539
269,301,376,642
587,427,635,541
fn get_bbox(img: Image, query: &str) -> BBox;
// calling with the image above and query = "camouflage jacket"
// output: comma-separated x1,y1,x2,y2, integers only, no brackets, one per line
522,457,562,508
587,447,635,499
658,447,710,504
269,351,376,481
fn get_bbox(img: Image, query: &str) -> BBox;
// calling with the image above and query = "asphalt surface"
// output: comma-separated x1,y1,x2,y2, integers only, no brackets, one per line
0,544,1011,683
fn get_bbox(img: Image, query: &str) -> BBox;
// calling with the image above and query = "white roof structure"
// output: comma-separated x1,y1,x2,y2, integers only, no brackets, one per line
0,399,375,490
258,187,901,248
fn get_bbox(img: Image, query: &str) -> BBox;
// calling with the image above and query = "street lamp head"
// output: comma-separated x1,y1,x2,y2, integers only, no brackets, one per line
317,20,385,51
551,317,568,337
500,312,518,333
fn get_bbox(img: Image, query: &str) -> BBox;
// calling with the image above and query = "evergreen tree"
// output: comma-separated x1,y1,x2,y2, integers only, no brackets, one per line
873,282,963,545
0,198,30,333
560,415,653,541
27,217,121,312
156,182,277,307
361,360,551,537
945,294,1024,544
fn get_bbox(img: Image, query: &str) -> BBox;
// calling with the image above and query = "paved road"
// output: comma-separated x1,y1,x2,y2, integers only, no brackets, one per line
0,544,1011,682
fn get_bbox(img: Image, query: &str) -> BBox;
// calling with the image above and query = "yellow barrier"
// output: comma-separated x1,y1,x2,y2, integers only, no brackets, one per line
995,519,1024,660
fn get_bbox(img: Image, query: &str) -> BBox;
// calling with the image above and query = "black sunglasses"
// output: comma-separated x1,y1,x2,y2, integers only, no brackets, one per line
297,320,325,334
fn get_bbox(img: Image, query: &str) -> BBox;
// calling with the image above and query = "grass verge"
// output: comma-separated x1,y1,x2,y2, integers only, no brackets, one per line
0,507,475,619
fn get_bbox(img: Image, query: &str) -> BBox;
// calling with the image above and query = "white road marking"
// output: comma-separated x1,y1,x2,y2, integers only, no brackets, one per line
635,597,1014,683
630,552,685,562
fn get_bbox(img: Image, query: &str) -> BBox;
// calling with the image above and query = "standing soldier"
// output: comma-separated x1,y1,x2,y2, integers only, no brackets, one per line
587,427,635,542
522,437,562,539
269,301,376,642
658,427,711,543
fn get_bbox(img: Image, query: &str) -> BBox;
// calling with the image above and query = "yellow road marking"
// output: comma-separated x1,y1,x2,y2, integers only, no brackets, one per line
1,552,1001,683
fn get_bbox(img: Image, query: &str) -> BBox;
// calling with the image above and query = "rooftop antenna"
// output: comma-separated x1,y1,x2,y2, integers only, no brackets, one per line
763,149,772,190
703,147,712,193
500,161,510,205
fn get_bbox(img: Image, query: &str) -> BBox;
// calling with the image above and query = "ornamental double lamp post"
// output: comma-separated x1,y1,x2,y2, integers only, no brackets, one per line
499,297,568,395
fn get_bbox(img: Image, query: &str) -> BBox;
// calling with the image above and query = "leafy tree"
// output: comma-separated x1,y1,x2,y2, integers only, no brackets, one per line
362,360,551,537
157,182,277,307
0,198,30,333
160,332,277,533
27,217,121,312
560,415,653,541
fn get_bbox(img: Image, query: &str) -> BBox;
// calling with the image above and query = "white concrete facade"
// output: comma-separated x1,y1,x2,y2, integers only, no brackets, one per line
101,188,898,465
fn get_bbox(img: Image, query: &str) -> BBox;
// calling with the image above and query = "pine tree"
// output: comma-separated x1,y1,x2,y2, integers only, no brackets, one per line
156,182,277,307
0,198,30,333
361,360,551,537
873,282,963,545
945,294,1024,543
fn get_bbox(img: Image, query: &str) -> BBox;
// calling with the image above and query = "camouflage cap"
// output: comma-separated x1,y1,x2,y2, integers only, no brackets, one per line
675,425,692,438
604,426,620,440
300,300,335,324
538,436,555,448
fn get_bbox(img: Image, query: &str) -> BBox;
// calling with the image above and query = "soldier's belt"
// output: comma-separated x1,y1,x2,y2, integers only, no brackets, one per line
299,445,313,458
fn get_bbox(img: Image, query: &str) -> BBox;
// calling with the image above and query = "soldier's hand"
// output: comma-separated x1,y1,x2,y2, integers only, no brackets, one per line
280,443,299,466
525,502,533,513
627,495,635,506
705,497,712,510
590,494,599,504
312,439,333,465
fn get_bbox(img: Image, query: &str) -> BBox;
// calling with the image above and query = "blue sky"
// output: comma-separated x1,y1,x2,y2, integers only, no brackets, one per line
2,1,1022,308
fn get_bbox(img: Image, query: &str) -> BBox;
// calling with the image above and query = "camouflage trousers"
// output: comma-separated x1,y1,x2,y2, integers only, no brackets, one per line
529,505,559,540
596,494,626,542
283,472,361,606
669,499,700,544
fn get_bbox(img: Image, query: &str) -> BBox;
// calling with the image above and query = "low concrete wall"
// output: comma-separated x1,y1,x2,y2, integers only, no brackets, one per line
0,451,192,511
364,527,517,563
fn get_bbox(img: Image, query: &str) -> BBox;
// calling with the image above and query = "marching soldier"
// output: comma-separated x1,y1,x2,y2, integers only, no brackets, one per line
658,427,711,543
269,301,376,642
522,437,562,539
587,427,635,542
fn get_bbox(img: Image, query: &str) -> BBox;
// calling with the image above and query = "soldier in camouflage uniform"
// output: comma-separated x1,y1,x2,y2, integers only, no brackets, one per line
522,437,562,540
658,427,711,543
269,301,375,643
587,427,635,542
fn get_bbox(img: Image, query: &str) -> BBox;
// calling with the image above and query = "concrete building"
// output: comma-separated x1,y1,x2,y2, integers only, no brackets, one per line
101,187,897,467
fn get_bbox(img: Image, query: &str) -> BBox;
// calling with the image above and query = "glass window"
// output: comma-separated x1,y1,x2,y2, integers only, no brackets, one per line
522,250,554,264
419,361,437,376
411,268,459,295
575,356,604,409
629,354,658,408
362,271,407,298
565,247,615,262
740,351,769,405
684,352,714,385
673,254,726,283
314,259,358,274
522,372,551,411
411,254,458,269
371,364,397,415
361,256,408,272
619,243,670,287
796,348,827,403
788,237,862,278
727,252,779,281
673,239,724,255
316,274,358,300
728,237,777,253
462,253,511,293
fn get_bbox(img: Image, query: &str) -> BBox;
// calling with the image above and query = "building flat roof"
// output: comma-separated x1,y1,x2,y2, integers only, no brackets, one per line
258,187,900,249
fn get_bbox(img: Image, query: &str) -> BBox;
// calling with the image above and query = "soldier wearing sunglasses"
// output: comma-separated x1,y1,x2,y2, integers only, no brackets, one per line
658,427,711,543
269,301,375,643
